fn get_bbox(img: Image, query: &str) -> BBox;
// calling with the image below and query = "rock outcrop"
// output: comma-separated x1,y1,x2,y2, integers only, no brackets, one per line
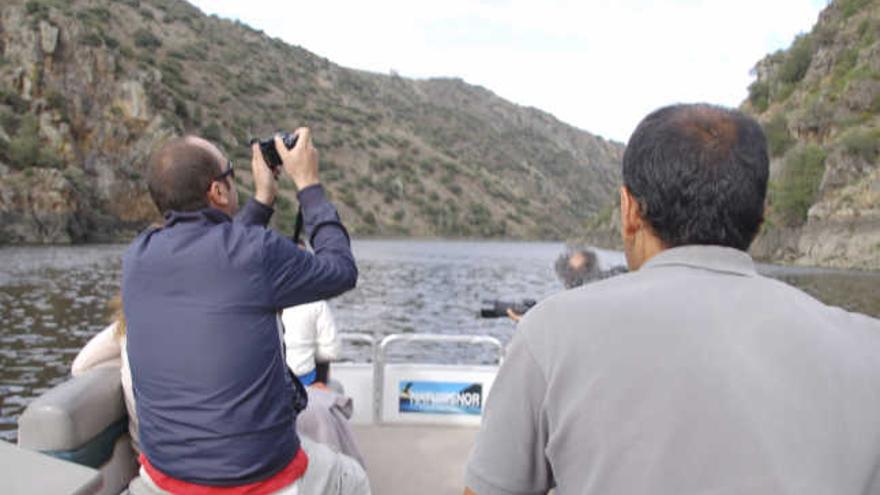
743,0,880,270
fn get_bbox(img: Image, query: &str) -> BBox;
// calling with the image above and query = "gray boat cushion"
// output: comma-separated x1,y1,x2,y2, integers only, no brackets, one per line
1,440,103,495
18,367,126,451
46,418,127,468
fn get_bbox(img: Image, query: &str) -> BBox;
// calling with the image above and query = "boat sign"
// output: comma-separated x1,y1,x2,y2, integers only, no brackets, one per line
399,381,483,416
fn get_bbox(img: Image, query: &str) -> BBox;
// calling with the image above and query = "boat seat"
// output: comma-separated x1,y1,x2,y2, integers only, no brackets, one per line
17,367,138,495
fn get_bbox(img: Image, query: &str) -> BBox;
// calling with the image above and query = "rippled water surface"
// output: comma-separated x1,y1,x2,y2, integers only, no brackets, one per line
0,240,878,442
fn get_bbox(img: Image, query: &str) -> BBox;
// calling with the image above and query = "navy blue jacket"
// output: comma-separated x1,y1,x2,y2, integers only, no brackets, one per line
122,185,356,485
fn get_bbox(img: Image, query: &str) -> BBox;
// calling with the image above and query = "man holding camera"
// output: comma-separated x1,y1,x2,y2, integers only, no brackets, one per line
123,129,368,494
465,104,880,494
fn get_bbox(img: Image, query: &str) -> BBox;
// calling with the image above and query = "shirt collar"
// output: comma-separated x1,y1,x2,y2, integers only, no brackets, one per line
641,245,757,277
163,207,232,228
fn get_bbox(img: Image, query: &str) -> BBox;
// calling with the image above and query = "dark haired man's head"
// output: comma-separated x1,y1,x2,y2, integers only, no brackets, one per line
620,104,769,269
147,136,238,216
555,248,599,289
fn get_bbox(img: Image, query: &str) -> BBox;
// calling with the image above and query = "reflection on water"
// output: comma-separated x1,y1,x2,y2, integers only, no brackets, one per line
0,241,877,442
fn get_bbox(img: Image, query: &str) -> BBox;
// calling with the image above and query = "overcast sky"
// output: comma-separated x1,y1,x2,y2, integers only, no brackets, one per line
187,0,828,143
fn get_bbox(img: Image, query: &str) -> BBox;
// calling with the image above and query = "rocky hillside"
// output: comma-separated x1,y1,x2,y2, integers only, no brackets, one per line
0,0,622,244
580,0,880,270
744,0,880,270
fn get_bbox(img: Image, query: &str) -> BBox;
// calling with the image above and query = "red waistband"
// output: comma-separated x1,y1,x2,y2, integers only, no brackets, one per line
139,449,308,495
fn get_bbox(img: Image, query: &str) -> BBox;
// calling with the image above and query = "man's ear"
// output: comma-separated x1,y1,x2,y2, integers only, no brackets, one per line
619,186,642,239
206,180,230,210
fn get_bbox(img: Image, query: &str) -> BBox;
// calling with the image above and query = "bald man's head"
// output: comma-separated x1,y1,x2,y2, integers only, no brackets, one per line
622,104,769,251
147,136,226,215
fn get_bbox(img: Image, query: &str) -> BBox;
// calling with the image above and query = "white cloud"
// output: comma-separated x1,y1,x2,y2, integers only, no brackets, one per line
188,0,827,142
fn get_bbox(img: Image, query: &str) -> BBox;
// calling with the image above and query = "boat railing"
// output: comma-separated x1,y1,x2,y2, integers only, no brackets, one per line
335,332,503,426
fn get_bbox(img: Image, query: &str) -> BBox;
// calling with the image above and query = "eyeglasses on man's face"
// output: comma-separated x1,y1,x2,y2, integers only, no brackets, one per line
213,160,235,183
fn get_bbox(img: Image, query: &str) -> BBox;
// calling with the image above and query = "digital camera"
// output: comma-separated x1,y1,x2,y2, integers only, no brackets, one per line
251,132,298,169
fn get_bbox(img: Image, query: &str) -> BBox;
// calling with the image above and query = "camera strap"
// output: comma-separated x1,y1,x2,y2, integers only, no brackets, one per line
292,207,304,245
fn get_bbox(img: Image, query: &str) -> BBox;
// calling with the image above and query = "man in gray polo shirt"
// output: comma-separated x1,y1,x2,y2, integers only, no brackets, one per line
465,104,880,495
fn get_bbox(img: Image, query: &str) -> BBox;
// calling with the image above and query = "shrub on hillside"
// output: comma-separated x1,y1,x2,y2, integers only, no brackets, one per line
833,48,859,80
763,113,794,157
0,89,28,114
25,1,52,18
770,144,827,226
798,97,834,135
81,32,103,47
7,115,62,170
134,29,161,49
748,80,770,113
202,122,223,144
840,0,872,18
778,34,814,84
839,127,880,162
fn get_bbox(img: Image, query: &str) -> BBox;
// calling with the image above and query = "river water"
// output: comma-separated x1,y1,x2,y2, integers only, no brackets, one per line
0,240,878,442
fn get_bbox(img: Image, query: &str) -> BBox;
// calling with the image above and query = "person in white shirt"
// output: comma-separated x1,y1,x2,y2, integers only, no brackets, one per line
281,299,365,467
281,299,341,386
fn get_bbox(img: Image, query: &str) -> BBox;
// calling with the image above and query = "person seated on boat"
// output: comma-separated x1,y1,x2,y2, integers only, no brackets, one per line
279,286,366,467
71,296,140,454
554,246,627,290
506,247,627,321
281,248,342,388
465,104,880,495
123,130,369,494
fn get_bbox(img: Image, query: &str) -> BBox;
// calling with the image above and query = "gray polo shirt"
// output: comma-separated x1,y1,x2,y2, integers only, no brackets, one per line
466,246,880,495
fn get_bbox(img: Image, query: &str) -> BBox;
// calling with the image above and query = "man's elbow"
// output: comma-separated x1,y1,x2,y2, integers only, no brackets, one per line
339,260,358,291
464,488,478,495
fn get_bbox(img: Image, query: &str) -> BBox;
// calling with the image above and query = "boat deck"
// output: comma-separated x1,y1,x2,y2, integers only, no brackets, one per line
353,424,478,495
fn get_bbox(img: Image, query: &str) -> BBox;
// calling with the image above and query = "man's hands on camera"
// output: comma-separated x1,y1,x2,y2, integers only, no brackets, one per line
251,141,278,207
250,127,321,207
276,127,320,191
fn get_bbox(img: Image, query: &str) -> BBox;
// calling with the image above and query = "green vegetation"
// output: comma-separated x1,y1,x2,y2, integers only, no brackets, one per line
202,122,223,143
763,113,794,157
5,115,63,170
778,34,814,85
770,144,827,226
584,203,615,231
840,0,872,18
25,0,58,18
0,88,29,114
81,32,103,47
363,212,377,226
45,91,68,122
748,80,770,113
0,0,624,242
838,127,880,162
77,6,112,25
160,59,187,89
833,48,859,80
134,28,162,49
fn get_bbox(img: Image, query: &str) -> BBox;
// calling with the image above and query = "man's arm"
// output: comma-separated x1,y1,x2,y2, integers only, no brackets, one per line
260,128,357,308
464,324,554,495
262,185,356,308
235,198,274,227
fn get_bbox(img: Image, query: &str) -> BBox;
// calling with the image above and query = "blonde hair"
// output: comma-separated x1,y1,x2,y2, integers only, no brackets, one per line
109,294,127,338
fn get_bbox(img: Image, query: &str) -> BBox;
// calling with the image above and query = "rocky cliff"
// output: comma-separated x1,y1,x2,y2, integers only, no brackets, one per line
744,0,880,270
0,0,623,244
580,0,880,270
